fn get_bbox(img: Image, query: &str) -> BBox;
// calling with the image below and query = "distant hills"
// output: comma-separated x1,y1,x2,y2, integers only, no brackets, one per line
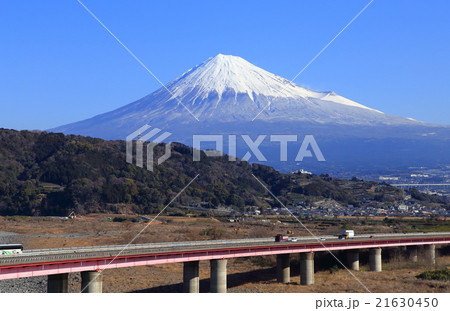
0,129,447,216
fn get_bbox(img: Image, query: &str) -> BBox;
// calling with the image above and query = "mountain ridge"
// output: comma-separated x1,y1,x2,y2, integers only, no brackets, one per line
1,128,448,216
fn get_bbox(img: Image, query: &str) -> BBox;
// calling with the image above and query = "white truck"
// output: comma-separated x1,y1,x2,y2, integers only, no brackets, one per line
339,230,354,239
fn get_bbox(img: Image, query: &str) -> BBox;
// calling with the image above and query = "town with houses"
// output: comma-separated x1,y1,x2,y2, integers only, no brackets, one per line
184,194,450,220
241,199,450,219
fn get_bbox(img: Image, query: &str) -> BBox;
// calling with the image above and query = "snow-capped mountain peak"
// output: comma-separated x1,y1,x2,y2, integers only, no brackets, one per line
169,54,311,101
51,54,423,139
166,54,380,114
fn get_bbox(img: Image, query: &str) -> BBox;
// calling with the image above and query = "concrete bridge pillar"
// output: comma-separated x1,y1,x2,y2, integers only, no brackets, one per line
276,254,290,283
47,273,69,293
346,250,360,271
183,261,200,293
406,246,418,262
81,271,103,293
424,244,436,266
369,248,382,272
210,259,227,293
300,252,314,285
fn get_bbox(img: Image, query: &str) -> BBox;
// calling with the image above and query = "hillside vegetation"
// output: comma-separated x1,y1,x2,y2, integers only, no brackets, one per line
0,129,446,216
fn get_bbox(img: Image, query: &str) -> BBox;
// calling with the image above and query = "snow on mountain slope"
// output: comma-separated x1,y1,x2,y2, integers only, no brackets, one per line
167,54,381,113
51,54,422,139
170,54,317,101
318,91,383,113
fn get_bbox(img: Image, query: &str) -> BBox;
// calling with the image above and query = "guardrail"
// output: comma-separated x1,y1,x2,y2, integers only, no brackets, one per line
21,232,448,255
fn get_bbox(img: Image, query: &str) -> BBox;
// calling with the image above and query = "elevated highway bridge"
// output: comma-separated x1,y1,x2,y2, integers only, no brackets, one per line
1,232,449,293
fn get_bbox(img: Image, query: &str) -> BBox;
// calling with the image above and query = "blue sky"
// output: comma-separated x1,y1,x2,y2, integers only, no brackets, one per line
1,0,449,130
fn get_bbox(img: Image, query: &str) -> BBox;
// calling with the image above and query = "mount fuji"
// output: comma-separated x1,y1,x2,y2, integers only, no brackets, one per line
51,54,450,177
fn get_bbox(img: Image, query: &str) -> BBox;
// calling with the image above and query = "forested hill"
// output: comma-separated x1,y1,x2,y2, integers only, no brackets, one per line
0,129,444,216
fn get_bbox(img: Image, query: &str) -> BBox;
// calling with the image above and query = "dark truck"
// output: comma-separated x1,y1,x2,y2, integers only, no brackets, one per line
275,234,289,242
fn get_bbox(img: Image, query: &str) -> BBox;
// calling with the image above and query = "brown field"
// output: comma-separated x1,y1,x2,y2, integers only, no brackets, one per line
0,215,449,293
